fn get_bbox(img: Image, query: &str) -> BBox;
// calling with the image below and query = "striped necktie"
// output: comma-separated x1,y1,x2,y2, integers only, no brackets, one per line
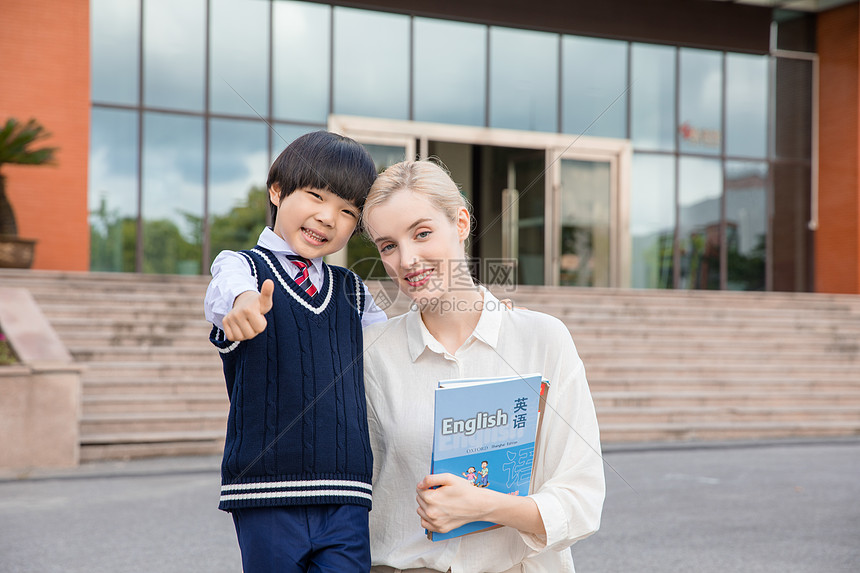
286,255,318,297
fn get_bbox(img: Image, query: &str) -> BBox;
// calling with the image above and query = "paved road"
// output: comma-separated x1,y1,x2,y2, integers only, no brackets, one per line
1,439,858,572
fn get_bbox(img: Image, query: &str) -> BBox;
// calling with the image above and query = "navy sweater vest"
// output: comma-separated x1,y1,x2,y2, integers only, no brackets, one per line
209,247,372,511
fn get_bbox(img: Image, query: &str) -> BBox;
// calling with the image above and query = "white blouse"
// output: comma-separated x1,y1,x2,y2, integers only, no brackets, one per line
363,288,605,573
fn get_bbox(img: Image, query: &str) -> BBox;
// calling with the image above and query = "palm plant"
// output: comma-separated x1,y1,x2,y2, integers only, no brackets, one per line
0,118,57,237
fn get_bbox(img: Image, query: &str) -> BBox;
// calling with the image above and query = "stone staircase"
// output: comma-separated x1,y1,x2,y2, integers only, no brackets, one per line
1,269,859,461
510,286,860,442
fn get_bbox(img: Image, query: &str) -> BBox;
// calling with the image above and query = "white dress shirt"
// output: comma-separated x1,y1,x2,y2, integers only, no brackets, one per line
204,227,388,330
363,288,605,573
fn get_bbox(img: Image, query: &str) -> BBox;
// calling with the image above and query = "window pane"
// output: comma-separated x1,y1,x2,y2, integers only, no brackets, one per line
142,113,204,274
143,0,206,111
725,53,768,159
631,153,675,289
679,157,722,290
632,43,676,151
210,0,269,116
775,57,812,160
91,0,140,105
414,18,486,126
269,124,321,164
562,36,627,139
679,48,722,155
89,108,138,272
514,152,546,285
333,8,409,120
726,161,767,291
273,1,331,122
209,119,269,265
490,27,558,132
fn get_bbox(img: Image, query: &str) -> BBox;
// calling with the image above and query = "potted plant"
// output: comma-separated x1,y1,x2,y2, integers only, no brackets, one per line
0,118,57,268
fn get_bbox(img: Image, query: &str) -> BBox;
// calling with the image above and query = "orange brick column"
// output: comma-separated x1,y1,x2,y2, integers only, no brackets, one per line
0,0,90,271
817,4,860,294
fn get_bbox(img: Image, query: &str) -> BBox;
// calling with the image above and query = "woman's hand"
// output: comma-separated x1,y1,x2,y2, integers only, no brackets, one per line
416,473,489,533
416,473,547,537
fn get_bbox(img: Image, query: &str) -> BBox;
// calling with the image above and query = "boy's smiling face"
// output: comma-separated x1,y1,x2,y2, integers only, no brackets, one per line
269,185,359,259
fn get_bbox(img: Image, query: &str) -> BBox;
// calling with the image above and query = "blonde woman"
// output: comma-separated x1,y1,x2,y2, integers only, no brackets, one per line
362,160,605,573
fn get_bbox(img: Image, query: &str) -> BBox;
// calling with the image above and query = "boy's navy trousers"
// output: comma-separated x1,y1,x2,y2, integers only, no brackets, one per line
232,504,370,573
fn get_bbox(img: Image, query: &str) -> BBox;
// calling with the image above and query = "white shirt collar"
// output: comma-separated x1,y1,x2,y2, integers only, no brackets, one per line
405,286,504,362
257,227,324,275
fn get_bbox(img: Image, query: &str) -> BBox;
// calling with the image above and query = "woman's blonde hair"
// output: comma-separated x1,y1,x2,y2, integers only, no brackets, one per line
363,160,472,234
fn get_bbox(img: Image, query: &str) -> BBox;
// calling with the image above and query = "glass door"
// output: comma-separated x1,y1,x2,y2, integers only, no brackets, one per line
550,148,628,287
558,159,612,287
329,115,630,287
503,150,546,286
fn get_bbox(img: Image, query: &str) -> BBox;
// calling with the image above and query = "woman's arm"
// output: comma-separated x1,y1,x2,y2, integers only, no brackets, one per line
415,473,546,538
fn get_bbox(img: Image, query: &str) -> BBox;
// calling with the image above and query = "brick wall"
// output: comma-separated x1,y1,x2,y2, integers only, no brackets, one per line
0,0,90,271
817,3,860,294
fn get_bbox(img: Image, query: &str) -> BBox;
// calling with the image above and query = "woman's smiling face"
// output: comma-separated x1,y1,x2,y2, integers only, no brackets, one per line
364,189,470,305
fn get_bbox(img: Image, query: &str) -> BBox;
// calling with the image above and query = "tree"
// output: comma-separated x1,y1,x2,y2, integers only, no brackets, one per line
209,185,268,262
0,118,58,237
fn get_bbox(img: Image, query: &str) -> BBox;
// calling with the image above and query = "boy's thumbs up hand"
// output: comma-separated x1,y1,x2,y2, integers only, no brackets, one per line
222,279,275,342
258,279,274,314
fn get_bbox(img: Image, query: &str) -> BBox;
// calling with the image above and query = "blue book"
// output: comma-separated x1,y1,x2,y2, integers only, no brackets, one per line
427,373,546,541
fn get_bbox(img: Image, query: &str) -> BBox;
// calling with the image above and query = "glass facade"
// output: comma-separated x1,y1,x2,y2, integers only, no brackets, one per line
630,154,675,289
141,113,205,275
414,18,486,126
562,36,628,139
89,1,812,292
143,0,206,112
89,107,138,272
333,8,410,120
489,27,558,132
210,0,269,116
273,1,331,123
631,43,676,152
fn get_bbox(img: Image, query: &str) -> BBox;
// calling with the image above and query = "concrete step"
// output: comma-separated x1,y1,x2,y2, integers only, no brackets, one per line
585,362,860,378
599,420,860,443
79,432,224,462
61,332,210,349
82,378,225,396
545,303,860,323
595,405,860,424
47,316,211,333
586,377,860,392
31,290,207,308
81,360,222,380
68,346,215,363
557,314,860,335
82,393,228,414
579,348,859,364
569,326,855,345
0,268,210,294
592,390,860,408
504,284,860,310
38,303,202,321
81,412,228,435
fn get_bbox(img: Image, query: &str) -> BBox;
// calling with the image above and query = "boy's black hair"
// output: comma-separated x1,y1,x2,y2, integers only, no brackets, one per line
267,131,377,223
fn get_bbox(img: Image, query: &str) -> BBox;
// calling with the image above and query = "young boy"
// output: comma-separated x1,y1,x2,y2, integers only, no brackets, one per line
204,131,386,572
